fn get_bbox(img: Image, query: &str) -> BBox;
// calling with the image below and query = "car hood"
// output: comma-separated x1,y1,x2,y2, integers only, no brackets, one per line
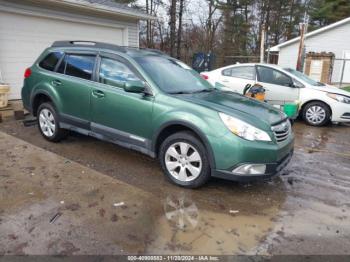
177,90,286,128
308,84,350,96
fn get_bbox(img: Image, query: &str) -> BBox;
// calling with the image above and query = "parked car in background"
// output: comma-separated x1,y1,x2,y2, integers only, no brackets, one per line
202,63,350,126
21,41,294,188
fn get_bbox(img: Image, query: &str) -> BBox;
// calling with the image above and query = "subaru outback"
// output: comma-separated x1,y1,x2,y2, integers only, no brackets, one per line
21,41,294,188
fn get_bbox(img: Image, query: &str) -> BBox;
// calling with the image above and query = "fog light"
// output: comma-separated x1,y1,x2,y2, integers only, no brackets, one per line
233,164,266,175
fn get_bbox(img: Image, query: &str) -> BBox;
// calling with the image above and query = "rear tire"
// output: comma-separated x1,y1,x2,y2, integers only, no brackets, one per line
159,131,211,188
302,101,331,127
37,102,68,142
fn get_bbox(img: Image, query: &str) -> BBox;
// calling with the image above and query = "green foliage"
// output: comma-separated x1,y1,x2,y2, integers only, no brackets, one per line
309,0,350,28
112,0,138,6
343,86,350,92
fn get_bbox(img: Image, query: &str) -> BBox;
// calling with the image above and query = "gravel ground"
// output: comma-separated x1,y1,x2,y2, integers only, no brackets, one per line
0,118,350,255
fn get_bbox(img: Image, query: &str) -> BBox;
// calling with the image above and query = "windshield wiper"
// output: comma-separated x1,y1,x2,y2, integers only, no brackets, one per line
169,88,216,95
192,88,216,93
169,91,192,94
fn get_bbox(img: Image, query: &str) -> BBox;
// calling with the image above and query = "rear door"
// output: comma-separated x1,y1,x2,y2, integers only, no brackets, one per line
90,53,154,146
53,52,97,126
218,66,256,94
256,65,299,106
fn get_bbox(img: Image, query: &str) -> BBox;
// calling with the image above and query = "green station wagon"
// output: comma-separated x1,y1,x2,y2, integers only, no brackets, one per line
21,41,294,188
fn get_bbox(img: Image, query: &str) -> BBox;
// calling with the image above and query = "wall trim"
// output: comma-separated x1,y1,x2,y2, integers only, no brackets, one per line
0,1,132,46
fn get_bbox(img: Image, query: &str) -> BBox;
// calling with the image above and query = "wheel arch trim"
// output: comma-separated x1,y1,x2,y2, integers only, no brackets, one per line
30,90,58,115
152,120,216,169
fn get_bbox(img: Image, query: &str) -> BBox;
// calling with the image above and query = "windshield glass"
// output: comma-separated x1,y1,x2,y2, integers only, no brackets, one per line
135,55,214,94
284,68,325,86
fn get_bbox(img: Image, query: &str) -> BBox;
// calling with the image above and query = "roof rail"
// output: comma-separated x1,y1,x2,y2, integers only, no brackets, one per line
51,41,127,53
141,48,166,55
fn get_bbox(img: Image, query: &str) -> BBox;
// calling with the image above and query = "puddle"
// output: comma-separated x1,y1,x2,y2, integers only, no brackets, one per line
147,193,279,255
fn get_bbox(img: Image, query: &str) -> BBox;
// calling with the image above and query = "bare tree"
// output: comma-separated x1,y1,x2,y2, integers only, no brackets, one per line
205,0,223,53
176,0,185,58
169,0,177,57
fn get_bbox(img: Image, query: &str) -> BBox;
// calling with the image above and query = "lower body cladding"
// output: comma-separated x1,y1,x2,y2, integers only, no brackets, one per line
209,131,295,182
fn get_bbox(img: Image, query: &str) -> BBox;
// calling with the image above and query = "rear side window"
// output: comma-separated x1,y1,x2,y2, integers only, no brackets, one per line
57,54,95,80
222,66,255,80
39,52,63,71
222,68,232,76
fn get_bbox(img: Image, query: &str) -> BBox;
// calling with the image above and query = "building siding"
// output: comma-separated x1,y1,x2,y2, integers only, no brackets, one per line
277,21,350,83
0,0,141,99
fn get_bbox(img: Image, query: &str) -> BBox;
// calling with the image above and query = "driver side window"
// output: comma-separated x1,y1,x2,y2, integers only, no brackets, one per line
99,58,139,88
257,66,293,87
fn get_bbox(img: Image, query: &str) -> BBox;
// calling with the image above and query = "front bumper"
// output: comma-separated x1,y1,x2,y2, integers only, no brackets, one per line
208,129,294,182
212,150,293,182
331,102,350,122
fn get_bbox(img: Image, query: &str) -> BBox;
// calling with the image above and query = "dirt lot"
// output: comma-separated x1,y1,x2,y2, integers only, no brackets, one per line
0,117,350,255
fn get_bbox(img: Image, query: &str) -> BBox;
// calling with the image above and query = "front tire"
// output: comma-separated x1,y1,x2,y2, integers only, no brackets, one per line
37,102,68,142
302,101,331,126
159,131,211,188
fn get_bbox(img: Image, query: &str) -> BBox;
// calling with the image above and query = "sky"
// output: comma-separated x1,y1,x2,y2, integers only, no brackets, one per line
135,0,214,25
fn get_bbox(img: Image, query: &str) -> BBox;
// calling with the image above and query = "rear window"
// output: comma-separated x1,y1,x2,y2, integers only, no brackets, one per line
57,54,96,80
39,52,63,71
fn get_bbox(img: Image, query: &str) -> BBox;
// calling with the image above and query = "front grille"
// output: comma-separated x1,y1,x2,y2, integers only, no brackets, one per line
271,120,291,143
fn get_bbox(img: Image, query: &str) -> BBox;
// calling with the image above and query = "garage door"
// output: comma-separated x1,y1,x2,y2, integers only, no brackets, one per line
0,11,125,99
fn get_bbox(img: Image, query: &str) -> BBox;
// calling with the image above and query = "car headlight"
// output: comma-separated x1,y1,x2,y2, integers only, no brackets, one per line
219,112,271,141
327,93,350,104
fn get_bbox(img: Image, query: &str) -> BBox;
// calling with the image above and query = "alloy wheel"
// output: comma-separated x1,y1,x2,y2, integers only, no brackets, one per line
165,142,202,182
39,108,56,137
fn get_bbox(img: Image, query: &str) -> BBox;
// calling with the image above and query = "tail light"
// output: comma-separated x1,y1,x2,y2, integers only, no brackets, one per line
201,74,209,80
24,68,32,78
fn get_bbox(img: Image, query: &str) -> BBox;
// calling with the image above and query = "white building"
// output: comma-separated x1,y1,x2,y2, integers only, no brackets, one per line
0,0,154,99
270,17,350,85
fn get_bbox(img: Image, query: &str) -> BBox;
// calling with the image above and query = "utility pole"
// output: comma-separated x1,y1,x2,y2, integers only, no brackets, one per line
260,24,265,63
296,23,305,71
296,12,308,71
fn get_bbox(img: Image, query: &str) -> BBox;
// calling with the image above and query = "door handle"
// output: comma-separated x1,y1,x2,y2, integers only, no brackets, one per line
52,80,62,86
92,90,105,98
222,80,229,83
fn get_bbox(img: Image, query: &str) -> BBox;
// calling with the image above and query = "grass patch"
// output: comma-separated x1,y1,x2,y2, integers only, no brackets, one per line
343,86,350,92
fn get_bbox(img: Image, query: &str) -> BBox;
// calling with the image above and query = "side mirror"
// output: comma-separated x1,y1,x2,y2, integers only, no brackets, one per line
124,80,145,93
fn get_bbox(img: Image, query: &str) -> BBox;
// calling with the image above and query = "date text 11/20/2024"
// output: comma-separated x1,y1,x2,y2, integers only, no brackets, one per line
127,256,220,261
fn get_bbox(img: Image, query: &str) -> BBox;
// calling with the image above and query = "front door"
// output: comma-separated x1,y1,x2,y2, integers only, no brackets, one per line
256,65,299,106
90,53,154,148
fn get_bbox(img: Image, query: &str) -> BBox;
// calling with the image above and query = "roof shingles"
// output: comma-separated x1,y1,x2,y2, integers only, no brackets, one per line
83,0,148,17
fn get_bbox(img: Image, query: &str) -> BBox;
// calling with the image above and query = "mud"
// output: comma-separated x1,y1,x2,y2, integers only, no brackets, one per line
0,119,349,255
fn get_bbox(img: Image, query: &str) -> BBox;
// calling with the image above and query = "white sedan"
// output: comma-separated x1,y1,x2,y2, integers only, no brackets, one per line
201,63,350,126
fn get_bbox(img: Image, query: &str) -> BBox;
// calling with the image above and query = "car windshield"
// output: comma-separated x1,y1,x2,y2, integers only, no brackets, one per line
135,55,214,94
284,68,325,86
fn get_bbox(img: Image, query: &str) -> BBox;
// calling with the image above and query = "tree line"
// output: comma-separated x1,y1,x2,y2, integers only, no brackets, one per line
118,0,350,67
